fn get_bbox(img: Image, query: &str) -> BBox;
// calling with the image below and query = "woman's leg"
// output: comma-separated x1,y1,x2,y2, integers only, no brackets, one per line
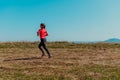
42,39,51,58
38,42,45,57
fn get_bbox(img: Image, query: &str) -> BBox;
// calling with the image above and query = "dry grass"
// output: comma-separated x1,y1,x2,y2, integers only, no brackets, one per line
0,42,120,80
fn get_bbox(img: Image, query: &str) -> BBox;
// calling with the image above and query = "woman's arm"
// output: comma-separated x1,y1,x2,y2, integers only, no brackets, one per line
45,31,48,36
37,32,39,36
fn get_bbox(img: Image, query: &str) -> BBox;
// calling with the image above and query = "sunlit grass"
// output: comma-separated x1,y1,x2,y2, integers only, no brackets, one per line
0,42,120,80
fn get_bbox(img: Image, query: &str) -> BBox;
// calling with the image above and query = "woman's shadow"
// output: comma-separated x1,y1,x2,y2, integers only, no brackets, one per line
4,57,41,62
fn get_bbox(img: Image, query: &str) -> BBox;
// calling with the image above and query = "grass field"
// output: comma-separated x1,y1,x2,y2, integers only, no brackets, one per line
0,42,120,80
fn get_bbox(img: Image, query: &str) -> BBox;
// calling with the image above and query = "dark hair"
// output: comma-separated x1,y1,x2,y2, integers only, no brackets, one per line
40,23,46,28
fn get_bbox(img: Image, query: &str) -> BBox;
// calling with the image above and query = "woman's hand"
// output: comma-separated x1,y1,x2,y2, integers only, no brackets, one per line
37,32,39,36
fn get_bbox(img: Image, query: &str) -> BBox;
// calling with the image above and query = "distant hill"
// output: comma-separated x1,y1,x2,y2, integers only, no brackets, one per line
105,38,120,43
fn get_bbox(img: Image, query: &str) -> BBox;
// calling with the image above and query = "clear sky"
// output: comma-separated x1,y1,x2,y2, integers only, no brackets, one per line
0,0,120,42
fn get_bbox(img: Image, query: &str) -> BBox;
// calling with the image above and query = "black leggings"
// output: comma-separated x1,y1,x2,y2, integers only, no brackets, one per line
38,38,51,57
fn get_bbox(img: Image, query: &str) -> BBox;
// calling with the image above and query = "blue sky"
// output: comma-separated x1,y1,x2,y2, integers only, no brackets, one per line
0,0,120,42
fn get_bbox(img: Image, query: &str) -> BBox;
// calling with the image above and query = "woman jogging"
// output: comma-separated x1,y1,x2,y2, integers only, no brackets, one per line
37,23,51,58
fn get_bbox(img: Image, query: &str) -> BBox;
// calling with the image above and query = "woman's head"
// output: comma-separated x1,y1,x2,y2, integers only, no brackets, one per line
40,23,46,29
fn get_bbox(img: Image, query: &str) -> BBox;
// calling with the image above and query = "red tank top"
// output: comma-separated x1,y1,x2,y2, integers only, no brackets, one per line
38,29,48,39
